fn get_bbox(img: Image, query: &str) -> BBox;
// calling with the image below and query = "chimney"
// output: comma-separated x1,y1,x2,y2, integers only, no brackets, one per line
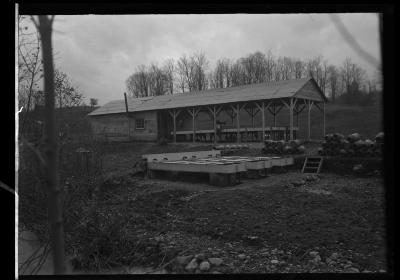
124,92,129,114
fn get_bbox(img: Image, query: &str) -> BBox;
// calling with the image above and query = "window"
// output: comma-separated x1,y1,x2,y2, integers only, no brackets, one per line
135,118,145,130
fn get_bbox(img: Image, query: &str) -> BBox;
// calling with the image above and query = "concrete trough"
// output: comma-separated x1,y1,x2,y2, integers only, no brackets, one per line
144,151,293,186
142,150,221,162
221,156,268,169
270,157,286,167
147,160,240,187
254,157,274,168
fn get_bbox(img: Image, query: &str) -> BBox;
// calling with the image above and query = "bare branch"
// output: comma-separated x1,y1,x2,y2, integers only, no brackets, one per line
30,16,39,30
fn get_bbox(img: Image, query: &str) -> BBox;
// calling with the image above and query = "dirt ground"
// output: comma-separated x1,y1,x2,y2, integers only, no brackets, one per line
92,142,387,273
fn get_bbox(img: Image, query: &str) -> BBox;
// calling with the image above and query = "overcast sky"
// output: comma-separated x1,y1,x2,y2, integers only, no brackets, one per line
42,13,381,105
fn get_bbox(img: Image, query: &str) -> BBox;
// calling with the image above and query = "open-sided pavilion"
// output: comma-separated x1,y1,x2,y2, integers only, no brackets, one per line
88,77,327,143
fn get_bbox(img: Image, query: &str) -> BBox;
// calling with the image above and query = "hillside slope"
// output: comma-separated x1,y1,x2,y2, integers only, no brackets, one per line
273,103,383,140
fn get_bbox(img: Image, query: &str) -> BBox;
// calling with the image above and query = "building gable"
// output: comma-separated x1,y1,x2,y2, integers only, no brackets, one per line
294,78,327,102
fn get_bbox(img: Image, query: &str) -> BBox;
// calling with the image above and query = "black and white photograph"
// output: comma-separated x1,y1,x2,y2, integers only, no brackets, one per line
14,4,395,276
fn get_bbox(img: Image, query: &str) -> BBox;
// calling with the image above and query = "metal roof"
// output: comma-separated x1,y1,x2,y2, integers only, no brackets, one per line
89,77,326,116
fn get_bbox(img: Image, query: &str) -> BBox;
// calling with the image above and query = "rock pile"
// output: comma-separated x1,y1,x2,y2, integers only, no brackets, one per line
172,253,224,274
262,140,305,155
214,144,249,151
290,175,319,187
318,132,384,157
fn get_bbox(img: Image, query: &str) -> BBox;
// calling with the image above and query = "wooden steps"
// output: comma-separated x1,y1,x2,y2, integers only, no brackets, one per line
302,157,323,174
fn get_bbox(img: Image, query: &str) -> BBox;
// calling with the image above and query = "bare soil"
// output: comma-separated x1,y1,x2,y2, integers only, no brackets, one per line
58,142,386,273
96,168,386,273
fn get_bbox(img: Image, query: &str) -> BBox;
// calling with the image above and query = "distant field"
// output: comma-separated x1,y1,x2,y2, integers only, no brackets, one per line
274,103,383,140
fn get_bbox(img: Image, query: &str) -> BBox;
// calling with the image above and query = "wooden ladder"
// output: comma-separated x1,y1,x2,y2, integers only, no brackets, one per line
302,157,323,174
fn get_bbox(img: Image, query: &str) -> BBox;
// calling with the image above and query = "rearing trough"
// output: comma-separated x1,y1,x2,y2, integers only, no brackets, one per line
142,150,294,187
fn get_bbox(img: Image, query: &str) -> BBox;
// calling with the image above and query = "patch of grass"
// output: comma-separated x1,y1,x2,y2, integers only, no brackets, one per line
272,103,382,140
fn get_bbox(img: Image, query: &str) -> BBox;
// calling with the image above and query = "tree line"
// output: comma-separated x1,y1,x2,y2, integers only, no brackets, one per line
125,51,381,106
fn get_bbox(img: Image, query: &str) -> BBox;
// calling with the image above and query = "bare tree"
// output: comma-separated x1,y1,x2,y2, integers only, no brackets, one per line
18,15,43,131
253,52,268,83
191,52,209,91
340,57,366,94
89,98,98,107
31,15,66,274
240,52,267,84
54,69,84,109
340,57,353,93
125,65,150,98
305,55,322,80
126,60,176,97
175,52,209,92
207,71,216,89
294,59,304,79
274,57,285,81
148,63,169,96
320,60,329,94
265,50,275,82
175,59,187,93
212,59,225,89
282,57,294,80
125,50,372,100
176,54,194,92
230,60,245,87
304,55,330,93
211,58,231,89
163,59,175,94
327,65,339,103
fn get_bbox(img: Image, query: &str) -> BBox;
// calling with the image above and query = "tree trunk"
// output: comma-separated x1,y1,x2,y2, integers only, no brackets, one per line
37,15,66,274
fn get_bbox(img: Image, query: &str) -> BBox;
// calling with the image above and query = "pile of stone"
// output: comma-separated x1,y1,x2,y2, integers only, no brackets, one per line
172,253,224,274
318,132,384,157
262,140,306,155
214,144,249,151
213,144,250,156
290,174,320,187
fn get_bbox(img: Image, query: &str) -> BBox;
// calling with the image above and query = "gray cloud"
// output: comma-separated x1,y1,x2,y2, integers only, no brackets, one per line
45,13,380,105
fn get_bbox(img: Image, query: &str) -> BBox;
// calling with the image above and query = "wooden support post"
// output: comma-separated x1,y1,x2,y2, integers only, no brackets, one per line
312,102,325,139
168,109,181,143
261,102,265,142
288,98,298,141
251,107,255,127
229,108,234,127
192,108,196,143
230,104,245,143
307,100,314,141
255,101,269,142
289,98,294,140
188,108,199,143
213,106,217,144
236,104,240,143
294,100,306,131
207,105,221,144
281,99,291,141
173,110,177,143
323,102,326,138
273,104,277,127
